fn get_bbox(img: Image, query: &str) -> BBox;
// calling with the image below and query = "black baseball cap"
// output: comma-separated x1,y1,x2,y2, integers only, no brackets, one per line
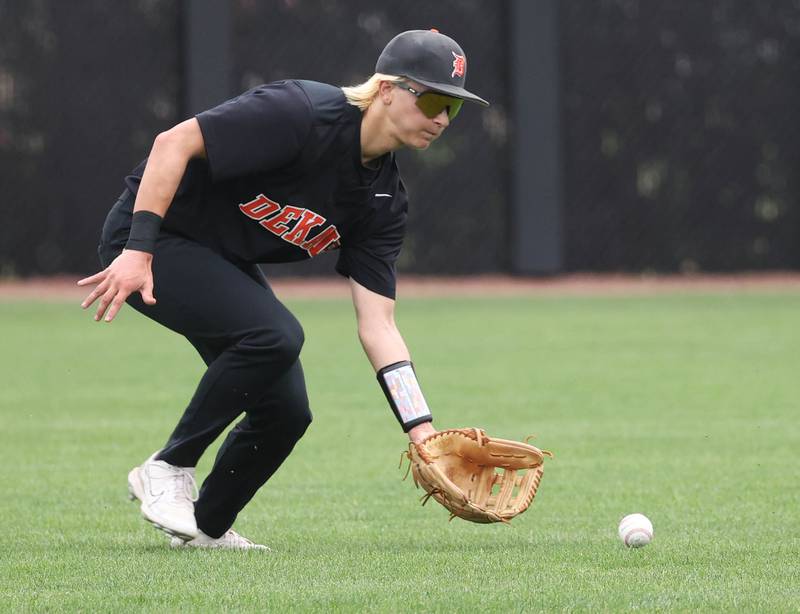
376,29,490,107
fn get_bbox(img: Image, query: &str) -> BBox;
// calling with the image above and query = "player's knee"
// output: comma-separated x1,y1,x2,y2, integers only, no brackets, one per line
239,318,304,366
285,404,313,441
249,399,311,440
273,317,305,365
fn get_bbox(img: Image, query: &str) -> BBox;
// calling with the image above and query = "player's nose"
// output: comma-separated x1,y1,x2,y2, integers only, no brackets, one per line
433,109,449,129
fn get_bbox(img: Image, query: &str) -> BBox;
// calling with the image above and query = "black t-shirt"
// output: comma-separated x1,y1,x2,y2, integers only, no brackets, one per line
120,80,407,299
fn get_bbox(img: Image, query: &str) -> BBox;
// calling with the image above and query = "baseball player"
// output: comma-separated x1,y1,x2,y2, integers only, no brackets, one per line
78,29,488,550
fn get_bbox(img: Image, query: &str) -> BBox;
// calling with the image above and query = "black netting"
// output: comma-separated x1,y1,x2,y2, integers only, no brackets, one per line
1,0,798,277
561,0,800,272
0,0,180,276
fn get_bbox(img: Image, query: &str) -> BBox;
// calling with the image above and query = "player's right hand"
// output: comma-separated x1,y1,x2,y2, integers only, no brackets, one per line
77,249,156,322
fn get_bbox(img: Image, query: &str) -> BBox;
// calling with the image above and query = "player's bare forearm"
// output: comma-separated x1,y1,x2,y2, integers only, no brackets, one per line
358,322,435,443
357,316,410,370
133,118,207,218
349,279,436,443
350,278,410,368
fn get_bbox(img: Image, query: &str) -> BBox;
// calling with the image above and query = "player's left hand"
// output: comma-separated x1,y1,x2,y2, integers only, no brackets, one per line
403,428,552,523
407,421,436,444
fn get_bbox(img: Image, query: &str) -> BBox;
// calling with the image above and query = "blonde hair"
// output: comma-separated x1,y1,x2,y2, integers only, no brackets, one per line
341,73,404,111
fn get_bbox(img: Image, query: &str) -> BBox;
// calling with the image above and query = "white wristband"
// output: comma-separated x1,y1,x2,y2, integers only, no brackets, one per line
376,361,433,432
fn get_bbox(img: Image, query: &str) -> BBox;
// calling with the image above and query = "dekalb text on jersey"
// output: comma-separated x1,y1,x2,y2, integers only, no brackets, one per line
238,193,341,257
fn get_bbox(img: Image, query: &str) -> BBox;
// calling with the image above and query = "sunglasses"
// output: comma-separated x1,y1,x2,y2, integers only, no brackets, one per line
394,82,464,121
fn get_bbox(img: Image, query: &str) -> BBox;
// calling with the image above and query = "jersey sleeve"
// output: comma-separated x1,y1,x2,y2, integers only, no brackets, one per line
335,198,407,300
195,81,312,182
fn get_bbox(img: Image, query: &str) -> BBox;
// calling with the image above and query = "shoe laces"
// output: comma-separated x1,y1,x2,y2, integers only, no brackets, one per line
147,463,199,504
224,530,255,548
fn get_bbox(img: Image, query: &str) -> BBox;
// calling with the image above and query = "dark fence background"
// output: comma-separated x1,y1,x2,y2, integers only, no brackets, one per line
1,0,798,277
0,0,182,277
561,0,800,272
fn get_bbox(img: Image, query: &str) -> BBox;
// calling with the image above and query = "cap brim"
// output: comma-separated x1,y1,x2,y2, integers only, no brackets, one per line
409,77,490,106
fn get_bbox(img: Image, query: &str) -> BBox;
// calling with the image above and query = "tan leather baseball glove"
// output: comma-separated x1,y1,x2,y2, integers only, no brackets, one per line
402,428,552,523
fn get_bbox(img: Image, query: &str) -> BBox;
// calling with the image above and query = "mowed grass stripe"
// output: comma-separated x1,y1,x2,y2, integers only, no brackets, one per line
1,293,798,612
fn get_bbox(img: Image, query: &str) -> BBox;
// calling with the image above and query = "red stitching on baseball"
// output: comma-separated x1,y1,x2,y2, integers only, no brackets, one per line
623,528,653,546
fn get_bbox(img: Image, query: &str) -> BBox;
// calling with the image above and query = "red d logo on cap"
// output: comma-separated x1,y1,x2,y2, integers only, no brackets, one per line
451,52,466,78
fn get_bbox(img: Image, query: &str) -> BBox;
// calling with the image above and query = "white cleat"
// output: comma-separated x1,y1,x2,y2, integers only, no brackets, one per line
170,529,271,551
127,452,199,540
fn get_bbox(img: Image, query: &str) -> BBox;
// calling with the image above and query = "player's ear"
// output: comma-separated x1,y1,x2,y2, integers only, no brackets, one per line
378,80,394,105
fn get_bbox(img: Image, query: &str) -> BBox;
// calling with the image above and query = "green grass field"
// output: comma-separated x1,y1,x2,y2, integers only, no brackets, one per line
1,290,798,612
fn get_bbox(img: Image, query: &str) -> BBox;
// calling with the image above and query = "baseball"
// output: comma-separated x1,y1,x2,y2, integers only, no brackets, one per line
618,513,653,548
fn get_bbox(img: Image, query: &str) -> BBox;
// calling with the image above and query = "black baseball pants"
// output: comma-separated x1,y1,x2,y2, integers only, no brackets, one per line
99,198,312,538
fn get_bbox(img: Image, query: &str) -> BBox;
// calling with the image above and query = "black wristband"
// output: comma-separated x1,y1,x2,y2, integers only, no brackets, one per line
125,210,163,254
377,360,434,432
